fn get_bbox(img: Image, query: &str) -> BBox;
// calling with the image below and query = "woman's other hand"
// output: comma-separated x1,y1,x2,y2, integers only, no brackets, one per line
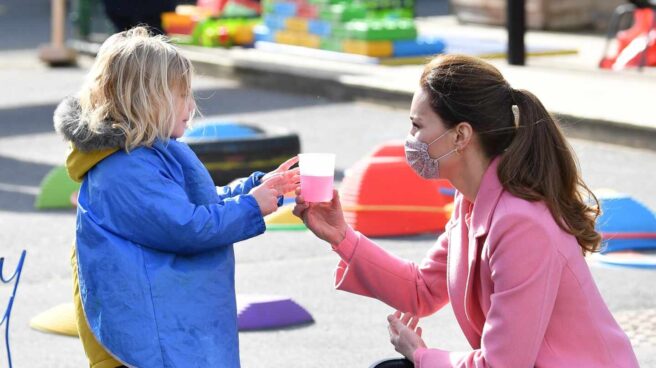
292,189,347,246
387,311,427,363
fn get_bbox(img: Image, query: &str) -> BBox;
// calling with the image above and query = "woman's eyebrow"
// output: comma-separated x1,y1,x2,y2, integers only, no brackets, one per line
410,116,422,124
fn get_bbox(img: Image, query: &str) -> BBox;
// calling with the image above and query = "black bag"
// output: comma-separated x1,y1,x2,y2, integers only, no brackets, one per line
369,358,415,368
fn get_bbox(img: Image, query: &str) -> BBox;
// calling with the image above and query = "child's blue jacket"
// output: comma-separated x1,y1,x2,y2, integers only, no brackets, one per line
54,95,268,367
76,140,265,367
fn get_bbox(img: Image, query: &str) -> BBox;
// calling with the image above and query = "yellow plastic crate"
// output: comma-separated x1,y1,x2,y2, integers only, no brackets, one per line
343,40,393,57
233,25,254,46
274,30,301,46
297,33,321,48
285,17,309,33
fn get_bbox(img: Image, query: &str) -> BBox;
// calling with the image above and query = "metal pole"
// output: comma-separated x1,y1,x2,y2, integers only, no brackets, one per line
507,0,526,65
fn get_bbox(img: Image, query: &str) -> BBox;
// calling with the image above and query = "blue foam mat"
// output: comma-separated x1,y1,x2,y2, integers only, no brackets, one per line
593,250,656,269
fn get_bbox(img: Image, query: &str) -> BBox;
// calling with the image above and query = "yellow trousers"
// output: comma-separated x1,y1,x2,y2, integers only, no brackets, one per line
71,246,124,368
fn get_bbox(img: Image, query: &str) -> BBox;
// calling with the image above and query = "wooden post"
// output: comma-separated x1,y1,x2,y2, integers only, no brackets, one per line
38,0,77,66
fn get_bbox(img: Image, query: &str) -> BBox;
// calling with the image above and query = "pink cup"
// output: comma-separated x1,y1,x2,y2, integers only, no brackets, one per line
299,153,335,202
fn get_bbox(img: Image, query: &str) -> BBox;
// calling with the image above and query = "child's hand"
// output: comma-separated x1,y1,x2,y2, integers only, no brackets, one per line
263,167,300,196
262,156,299,183
261,156,300,197
251,176,285,216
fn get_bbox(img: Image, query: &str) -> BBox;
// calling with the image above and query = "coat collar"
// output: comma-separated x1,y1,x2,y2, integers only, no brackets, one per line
455,156,505,347
470,156,505,238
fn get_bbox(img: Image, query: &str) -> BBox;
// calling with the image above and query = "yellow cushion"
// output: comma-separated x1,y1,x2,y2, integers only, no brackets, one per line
343,40,393,57
29,303,78,336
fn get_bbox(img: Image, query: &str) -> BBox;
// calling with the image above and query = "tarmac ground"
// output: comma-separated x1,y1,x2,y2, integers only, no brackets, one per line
1,1,656,367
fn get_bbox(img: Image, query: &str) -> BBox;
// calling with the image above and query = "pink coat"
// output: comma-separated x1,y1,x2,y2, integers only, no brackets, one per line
332,159,638,367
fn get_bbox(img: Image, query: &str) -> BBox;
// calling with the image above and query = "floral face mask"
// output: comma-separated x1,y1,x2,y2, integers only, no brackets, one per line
404,129,456,179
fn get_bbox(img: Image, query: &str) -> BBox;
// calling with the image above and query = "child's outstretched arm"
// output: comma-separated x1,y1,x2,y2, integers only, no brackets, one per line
216,171,266,201
216,156,299,200
92,155,279,255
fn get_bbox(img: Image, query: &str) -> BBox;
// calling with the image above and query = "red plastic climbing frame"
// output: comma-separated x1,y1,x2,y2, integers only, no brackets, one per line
600,7,656,69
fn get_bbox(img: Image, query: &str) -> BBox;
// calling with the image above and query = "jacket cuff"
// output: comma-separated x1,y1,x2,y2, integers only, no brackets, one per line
331,226,358,262
238,171,266,195
252,171,266,185
413,348,428,367
413,347,459,367
242,194,266,235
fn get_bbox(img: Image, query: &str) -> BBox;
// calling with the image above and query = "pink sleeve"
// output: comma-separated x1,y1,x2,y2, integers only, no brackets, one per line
414,213,565,368
332,225,450,317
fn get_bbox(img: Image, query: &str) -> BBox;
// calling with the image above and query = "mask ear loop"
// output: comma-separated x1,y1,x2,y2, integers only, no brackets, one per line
431,147,457,162
426,128,452,146
425,128,457,161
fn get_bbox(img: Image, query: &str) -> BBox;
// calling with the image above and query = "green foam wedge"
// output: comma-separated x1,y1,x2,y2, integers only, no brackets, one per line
35,165,80,209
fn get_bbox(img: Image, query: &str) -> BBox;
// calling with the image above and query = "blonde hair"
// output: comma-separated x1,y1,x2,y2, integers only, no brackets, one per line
79,26,194,151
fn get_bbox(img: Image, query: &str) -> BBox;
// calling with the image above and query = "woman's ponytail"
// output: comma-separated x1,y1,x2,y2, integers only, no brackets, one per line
499,89,602,254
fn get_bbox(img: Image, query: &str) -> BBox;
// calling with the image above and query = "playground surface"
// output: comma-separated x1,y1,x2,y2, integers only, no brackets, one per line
2,1,656,366
1,65,656,366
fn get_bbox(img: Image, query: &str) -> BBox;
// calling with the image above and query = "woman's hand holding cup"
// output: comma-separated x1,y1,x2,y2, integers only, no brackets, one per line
293,189,347,246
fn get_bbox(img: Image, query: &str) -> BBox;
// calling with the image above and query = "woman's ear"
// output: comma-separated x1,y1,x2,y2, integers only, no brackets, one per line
454,122,473,151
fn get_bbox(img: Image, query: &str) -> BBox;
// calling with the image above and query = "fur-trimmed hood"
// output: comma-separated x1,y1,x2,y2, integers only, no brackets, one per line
53,96,126,152
54,97,124,182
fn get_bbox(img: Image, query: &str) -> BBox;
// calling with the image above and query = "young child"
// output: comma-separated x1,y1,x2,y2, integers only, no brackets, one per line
54,27,299,368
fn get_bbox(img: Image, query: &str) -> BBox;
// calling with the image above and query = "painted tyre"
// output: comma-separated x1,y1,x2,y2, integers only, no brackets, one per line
181,122,301,186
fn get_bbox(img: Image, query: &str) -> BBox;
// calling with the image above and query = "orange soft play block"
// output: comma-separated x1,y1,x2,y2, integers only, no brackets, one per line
162,12,197,35
340,141,454,237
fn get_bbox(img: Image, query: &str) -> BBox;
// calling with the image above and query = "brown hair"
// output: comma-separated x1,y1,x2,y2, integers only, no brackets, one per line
420,54,601,254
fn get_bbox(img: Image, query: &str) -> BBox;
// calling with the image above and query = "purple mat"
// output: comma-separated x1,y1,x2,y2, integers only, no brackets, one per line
237,294,314,331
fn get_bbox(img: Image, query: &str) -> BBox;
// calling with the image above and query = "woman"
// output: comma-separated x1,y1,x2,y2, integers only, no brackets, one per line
293,54,638,367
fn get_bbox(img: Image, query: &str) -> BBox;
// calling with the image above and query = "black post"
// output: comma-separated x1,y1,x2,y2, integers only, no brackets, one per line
507,0,526,65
